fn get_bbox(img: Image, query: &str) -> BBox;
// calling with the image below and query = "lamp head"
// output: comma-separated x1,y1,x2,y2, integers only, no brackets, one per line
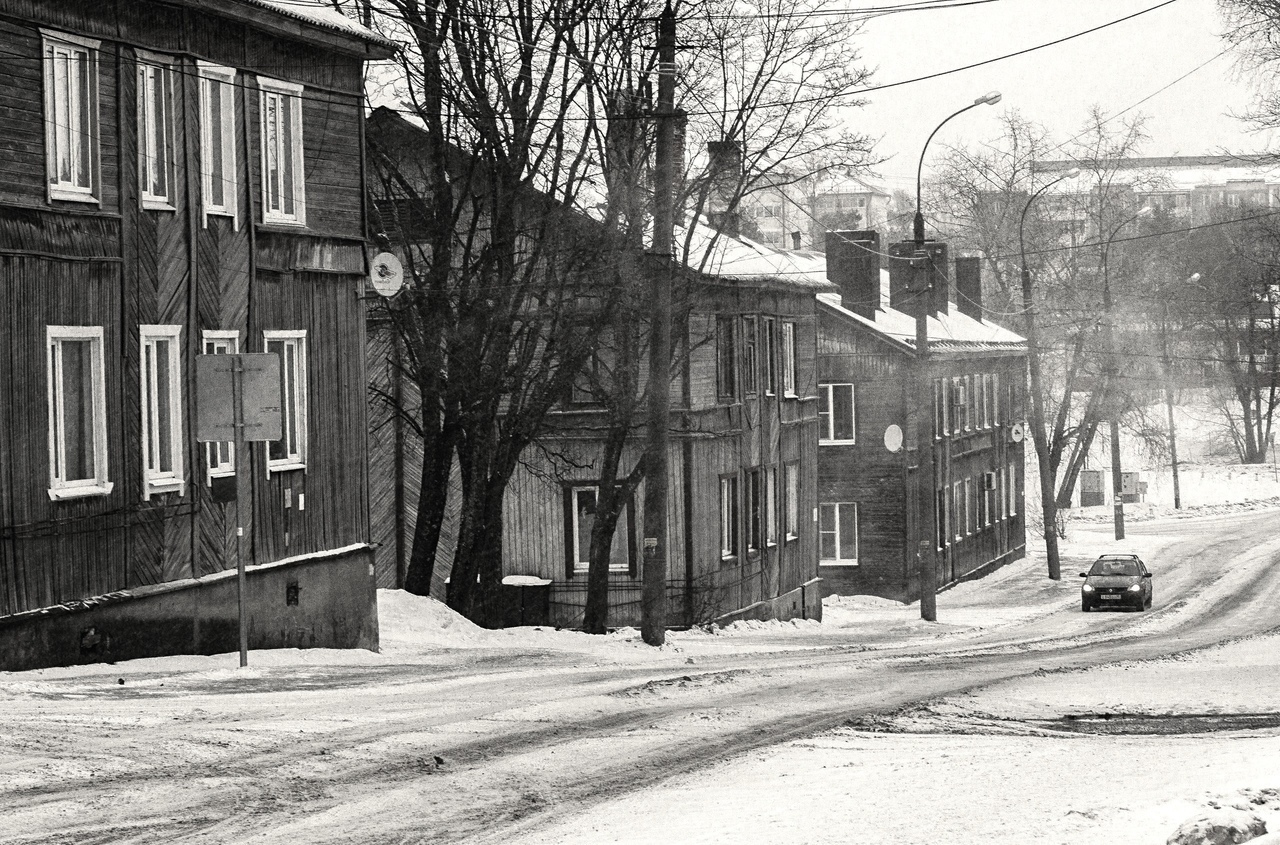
1064,167,1081,179
1188,272,1202,283
975,91,1002,106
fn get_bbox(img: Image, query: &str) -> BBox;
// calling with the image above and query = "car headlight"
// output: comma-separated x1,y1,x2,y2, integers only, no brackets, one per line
1082,584,1094,592
1127,584,1142,592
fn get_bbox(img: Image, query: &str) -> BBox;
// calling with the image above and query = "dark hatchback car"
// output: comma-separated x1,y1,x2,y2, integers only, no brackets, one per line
1080,554,1153,612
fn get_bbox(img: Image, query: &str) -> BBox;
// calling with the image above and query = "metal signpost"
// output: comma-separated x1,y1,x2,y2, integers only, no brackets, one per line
196,353,282,668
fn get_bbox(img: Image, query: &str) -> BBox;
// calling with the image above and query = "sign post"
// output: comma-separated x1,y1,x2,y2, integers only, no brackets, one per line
196,353,282,668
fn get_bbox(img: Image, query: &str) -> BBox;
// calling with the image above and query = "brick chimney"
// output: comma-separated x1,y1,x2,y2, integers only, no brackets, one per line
706,139,742,237
825,230,881,319
954,256,983,320
888,241,949,315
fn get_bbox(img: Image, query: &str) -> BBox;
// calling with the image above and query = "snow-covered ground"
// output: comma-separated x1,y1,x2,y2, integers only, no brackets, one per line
3,463,1280,844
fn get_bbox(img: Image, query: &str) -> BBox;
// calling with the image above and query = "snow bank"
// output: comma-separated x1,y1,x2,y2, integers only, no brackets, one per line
376,589,498,651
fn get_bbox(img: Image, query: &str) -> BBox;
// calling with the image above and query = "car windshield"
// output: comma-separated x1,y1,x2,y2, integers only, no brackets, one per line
1089,558,1141,577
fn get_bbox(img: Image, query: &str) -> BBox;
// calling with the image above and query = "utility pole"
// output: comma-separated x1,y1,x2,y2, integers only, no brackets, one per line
642,2,676,647
1102,244,1125,541
1161,294,1182,510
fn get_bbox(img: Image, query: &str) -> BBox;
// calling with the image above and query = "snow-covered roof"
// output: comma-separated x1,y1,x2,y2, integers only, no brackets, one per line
679,221,835,291
247,0,396,50
818,269,1025,354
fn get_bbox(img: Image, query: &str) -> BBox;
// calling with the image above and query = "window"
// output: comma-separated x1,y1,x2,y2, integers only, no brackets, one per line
137,53,175,208
965,375,976,431
746,468,763,553
258,77,306,225
264,330,307,471
566,485,634,576
819,502,859,565
982,471,995,527
765,466,778,545
199,62,238,225
963,477,975,535
992,373,1001,425
42,31,100,202
975,375,986,429
742,317,758,394
569,351,599,405
934,378,947,439
720,474,739,559
781,322,797,396
140,325,185,498
936,488,948,550
1007,461,1018,516
818,384,855,443
784,462,799,540
953,480,964,541
716,315,737,399
202,330,239,480
46,326,111,498
763,318,777,395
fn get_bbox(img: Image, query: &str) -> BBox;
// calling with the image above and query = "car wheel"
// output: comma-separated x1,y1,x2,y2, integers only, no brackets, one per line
1133,597,1145,612
1081,598,1091,612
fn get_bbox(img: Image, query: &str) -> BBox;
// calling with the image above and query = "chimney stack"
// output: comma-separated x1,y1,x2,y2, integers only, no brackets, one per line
888,241,949,315
954,256,983,320
706,139,742,237
825,230,881,319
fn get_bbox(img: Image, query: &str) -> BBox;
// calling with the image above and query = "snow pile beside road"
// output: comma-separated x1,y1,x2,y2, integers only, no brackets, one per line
377,588,498,651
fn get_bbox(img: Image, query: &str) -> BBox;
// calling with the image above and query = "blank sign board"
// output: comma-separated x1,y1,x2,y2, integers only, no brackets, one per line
195,353,283,443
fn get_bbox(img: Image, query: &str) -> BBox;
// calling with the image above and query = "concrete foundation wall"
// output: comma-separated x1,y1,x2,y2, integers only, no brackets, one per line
0,546,378,672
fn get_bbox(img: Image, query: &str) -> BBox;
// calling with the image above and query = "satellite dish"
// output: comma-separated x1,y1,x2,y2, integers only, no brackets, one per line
1010,420,1026,443
884,423,904,453
370,252,405,298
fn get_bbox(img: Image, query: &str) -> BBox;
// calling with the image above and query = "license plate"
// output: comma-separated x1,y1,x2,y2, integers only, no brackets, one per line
1101,595,1120,601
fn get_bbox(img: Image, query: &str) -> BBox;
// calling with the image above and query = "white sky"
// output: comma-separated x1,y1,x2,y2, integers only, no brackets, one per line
851,0,1275,191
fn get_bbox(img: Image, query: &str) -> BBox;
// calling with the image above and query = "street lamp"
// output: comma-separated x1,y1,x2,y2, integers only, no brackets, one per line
1099,204,1151,541
1163,272,1199,510
912,90,1002,623
1017,167,1079,581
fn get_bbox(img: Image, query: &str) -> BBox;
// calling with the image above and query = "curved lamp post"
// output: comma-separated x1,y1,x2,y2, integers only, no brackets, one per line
912,90,1001,622
1017,167,1079,581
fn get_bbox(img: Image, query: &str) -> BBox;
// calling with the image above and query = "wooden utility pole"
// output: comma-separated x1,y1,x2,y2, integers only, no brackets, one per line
911,228,938,623
642,2,676,646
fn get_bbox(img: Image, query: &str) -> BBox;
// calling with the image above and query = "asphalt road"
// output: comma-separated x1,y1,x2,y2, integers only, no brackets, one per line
2,510,1278,844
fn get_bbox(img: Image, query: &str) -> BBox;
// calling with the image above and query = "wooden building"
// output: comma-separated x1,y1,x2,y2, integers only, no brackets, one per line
0,0,392,670
363,109,827,627
817,231,1027,601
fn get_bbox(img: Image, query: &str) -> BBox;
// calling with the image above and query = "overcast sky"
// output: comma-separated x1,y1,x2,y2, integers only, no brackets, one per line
852,0,1272,191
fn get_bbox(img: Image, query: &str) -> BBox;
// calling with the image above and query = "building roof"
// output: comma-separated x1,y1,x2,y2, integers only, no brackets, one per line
239,0,396,53
1036,155,1280,193
682,223,836,292
817,269,1026,355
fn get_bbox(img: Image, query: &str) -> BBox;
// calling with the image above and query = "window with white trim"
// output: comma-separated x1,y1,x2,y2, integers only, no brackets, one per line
953,480,965,541
819,383,855,443
992,373,1001,425
199,62,238,224
140,325,185,497
46,326,112,498
963,477,975,535
784,462,799,540
202,330,239,480
742,317,758,395
765,465,778,546
258,77,305,225
819,502,858,565
567,485,633,575
763,318,777,395
781,321,797,396
42,31,100,203
936,487,948,550
1007,460,1018,516
716,315,737,399
720,474,740,559
746,467,762,553
137,52,175,209
264,330,307,470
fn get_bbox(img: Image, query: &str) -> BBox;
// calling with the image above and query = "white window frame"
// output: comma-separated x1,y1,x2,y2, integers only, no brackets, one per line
720,474,739,560
198,62,239,227
46,325,112,499
42,30,100,204
781,321,797,397
765,465,778,546
202,330,239,481
953,480,965,541
784,462,799,541
818,502,859,565
818,383,856,444
1007,461,1018,516
963,477,974,535
137,51,176,210
569,485,631,574
257,77,306,226
264,329,308,473
140,325,185,498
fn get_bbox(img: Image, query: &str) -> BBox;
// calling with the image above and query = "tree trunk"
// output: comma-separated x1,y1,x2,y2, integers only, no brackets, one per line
403,424,456,596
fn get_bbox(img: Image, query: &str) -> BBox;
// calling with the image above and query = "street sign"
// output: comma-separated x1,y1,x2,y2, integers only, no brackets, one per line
195,354,282,443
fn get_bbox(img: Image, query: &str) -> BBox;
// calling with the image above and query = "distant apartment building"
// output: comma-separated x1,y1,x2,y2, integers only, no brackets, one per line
737,168,890,252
